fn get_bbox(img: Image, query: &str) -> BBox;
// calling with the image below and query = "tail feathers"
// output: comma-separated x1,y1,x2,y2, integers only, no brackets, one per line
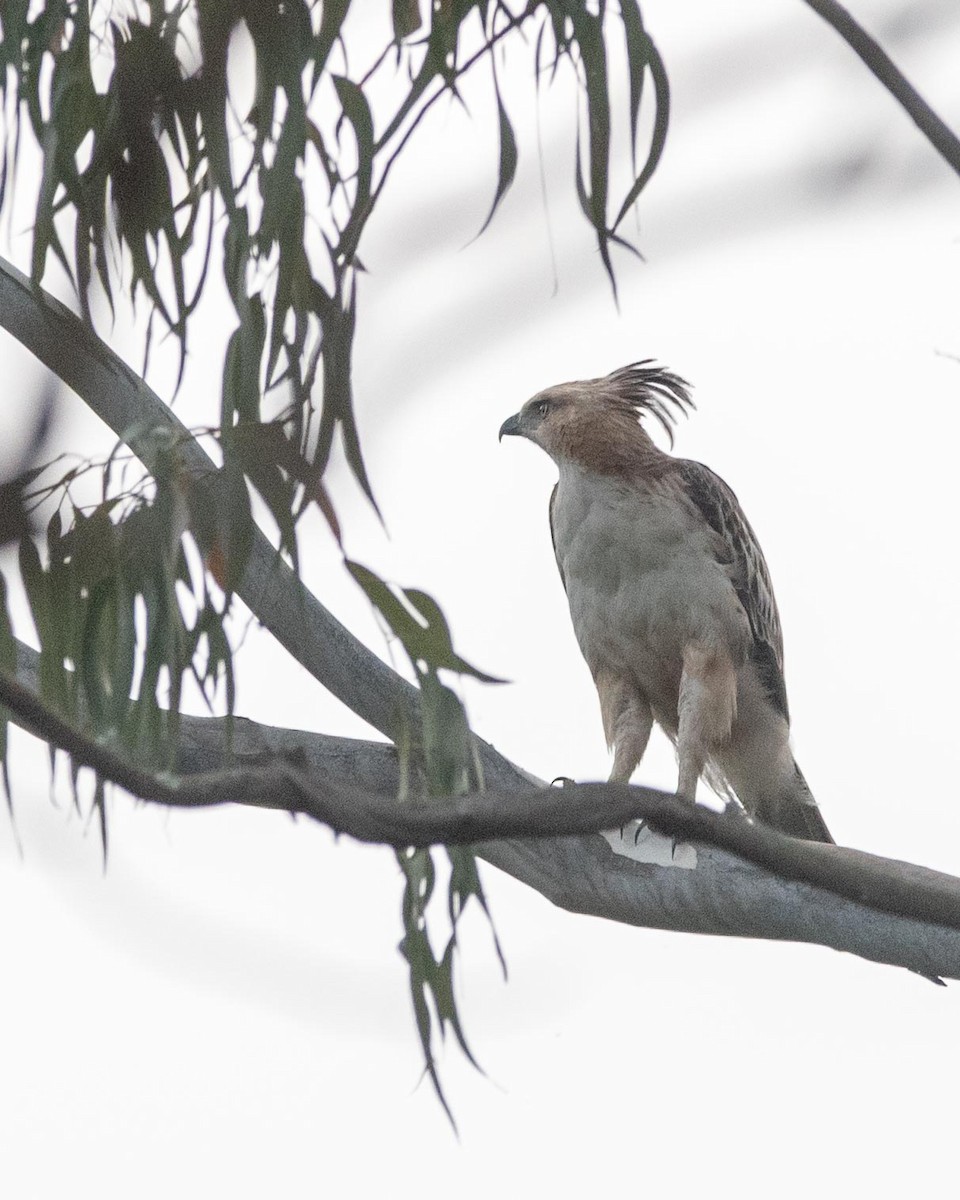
756,764,834,844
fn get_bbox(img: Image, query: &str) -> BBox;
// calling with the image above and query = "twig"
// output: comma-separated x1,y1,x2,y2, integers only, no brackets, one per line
803,0,960,175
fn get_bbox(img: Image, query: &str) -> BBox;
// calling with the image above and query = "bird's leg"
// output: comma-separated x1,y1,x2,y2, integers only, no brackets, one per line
593,673,651,836
677,643,737,803
608,705,652,784
593,671,652,784
609,704,652,839
676,747,703,802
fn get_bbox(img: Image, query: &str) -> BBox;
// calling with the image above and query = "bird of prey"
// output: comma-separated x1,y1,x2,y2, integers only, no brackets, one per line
499,361,833,843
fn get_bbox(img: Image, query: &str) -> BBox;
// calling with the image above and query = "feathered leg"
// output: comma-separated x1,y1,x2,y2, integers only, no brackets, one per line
677,644,737,800
609,705,653,784
594,670,652,784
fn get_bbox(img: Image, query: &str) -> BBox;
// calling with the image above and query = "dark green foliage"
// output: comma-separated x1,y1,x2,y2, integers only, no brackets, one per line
349,558,506,1121
0,0,669,1120
9,427,252,858
0,1,666,500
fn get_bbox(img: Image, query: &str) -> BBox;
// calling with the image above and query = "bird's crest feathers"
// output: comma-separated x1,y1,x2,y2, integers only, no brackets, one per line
600,360,694,447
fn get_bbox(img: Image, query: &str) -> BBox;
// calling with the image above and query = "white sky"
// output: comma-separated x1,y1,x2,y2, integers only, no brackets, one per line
2,1,960,1196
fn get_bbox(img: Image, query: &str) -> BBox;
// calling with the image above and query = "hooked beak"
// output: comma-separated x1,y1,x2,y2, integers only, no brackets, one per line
498,412,522,442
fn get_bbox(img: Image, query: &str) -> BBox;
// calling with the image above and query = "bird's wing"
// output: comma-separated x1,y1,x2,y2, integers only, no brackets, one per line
676,459,789,722
548,483,567,590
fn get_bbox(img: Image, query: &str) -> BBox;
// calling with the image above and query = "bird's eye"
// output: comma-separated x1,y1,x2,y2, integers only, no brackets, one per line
536,400,549,417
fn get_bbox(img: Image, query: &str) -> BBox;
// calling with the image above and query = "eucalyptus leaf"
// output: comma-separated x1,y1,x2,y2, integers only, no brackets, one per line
613,29,670,231
347,562,504,684
474,85,518,238
393,0,423,41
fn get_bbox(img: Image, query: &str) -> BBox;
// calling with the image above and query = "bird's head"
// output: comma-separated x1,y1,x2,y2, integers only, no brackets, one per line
497,381,574,451
499,361,693,473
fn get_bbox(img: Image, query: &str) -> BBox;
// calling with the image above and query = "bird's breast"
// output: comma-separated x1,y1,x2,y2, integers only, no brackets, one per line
551,468,748,700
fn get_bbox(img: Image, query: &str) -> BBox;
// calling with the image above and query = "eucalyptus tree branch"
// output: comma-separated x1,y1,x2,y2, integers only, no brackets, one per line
7,641,960,981
0,665,676,843
803,0,960,175
0,255,417,741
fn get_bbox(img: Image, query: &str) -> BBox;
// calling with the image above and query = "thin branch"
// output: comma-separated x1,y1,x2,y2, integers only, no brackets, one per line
374,4,533,154
803,0,960,175
370,6,534,209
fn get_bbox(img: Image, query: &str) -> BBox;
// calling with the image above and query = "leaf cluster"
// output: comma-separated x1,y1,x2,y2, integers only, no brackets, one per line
1,0,668,500
349,558,505,1124
0,0,671,1122
7,424,245,855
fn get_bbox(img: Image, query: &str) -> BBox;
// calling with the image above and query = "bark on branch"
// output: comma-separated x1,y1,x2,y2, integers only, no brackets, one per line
7,642,960,982
0,664,686,844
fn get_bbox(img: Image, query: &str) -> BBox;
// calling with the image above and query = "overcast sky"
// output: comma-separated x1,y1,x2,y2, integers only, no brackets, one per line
2,1,960,1196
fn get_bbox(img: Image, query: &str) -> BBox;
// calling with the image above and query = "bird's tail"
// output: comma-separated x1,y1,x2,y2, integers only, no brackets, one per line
756,763,834,844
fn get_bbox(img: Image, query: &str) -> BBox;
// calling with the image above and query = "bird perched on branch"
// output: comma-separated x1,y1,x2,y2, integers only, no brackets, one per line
499,361,833,844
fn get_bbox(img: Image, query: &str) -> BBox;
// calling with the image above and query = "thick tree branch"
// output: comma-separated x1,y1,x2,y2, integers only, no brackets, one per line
7,643,960,981
0,664,680,843
804,0,960,175
4,252,960,982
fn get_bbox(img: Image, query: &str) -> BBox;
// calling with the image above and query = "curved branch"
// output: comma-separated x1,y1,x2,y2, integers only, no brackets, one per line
6,646,960,981
4,266,959,985
804,0,960,175
0,664,676,842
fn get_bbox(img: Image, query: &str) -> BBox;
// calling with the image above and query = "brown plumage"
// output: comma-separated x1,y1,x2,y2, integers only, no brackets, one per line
499,360,833,843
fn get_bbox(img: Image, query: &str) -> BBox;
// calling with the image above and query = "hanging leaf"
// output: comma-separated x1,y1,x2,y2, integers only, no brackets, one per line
331,75,374,267
397,844,459,1130
620,0,648,171
613,29,670,231
393,0,422,41
568,8,616,288
474,82,518,238
347,561,505,684
419,671,474,797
